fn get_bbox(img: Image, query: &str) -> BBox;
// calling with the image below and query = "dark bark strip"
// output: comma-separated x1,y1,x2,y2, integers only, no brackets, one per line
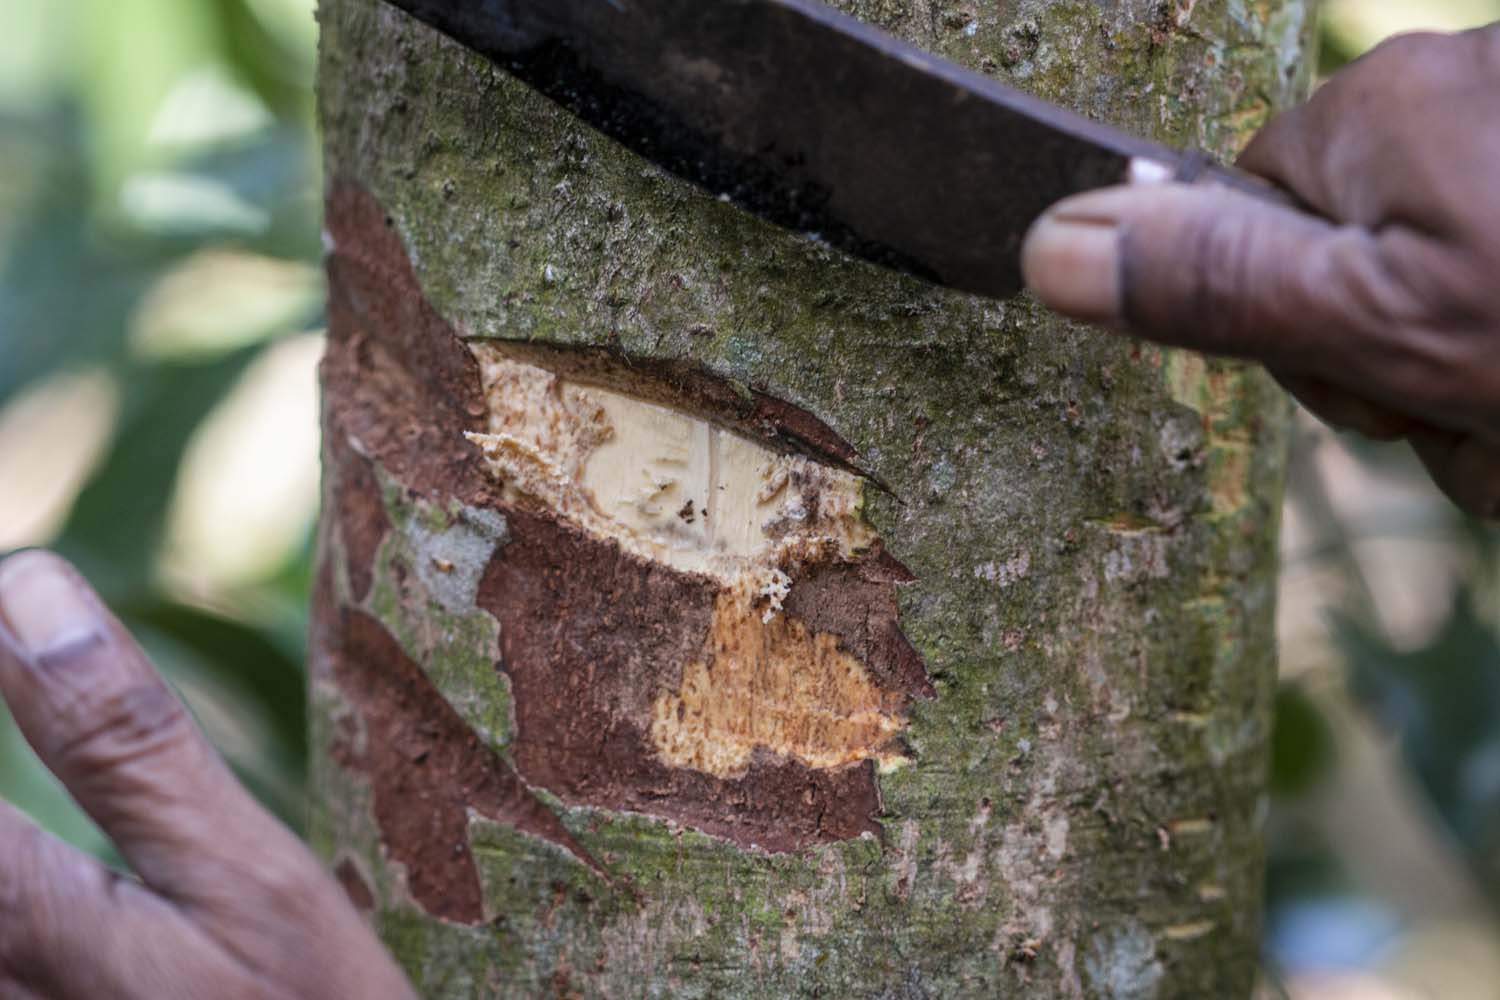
322,180,494,509
327,608,601,924
783,551,934,698
328,431,389,603
322,177,931,874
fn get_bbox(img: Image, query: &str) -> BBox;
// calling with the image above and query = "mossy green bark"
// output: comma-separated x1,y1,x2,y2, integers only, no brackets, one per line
313,0,1315,995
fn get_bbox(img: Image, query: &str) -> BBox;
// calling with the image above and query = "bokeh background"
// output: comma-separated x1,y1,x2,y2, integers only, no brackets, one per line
1,2,1497,997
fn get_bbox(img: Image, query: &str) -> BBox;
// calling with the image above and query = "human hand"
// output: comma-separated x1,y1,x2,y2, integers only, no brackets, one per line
0,550,416,1000
1021,25,1500,516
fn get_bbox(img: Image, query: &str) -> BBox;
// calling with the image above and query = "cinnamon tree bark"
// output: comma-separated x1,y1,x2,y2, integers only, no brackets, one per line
311,1,1315,995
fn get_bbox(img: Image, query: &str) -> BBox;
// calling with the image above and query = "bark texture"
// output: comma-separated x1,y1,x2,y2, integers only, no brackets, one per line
312,1,1315,996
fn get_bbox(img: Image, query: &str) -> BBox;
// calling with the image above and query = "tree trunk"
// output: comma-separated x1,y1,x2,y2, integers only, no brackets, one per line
310,1,1314,996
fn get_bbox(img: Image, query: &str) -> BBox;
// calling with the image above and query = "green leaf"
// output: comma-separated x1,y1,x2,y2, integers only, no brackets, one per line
0,708,117,862
1338,590,1500,899
0,107,159,408
210,0,317,120
54,348,260,597
1269,684,1336,798
131,612,308,830
119,597,307,769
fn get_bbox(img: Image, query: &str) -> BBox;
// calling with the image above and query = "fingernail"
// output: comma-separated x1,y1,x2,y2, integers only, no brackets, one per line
1020,214,1123,323
0,552,103,663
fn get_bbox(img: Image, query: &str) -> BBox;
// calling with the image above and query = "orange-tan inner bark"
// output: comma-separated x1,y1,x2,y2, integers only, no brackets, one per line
466,343,908,778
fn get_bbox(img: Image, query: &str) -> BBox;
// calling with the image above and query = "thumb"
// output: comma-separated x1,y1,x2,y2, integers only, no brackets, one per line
1021,182,1395,368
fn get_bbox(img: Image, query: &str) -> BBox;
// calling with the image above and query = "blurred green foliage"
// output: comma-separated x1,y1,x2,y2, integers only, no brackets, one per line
1270,685,1336,799
1266,418,1500,983
1339,582,1500,902
0,0,320,852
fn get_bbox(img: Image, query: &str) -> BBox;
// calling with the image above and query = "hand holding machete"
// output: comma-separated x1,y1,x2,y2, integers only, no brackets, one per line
387,0,1500,515
1024,26,1500,516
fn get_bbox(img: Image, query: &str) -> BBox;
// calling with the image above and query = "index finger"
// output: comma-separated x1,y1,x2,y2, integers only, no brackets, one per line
0,552,312,908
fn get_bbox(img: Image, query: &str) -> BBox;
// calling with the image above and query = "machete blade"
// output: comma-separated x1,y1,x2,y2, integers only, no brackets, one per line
381,0,1278,299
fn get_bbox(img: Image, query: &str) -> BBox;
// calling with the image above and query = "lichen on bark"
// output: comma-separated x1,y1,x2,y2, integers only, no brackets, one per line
312,0,1315,995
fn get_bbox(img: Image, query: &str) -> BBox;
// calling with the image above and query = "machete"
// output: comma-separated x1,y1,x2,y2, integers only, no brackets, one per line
380,0,1294,299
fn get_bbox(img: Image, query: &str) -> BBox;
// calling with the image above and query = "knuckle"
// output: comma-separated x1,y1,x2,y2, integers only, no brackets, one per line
1382,236,1499,334
1302,230,1448,366
1170,208,1266,348
55,681,196,776
251,856,330,922
0,824,50,974
1345,234,1495,420
1319,232,1409,332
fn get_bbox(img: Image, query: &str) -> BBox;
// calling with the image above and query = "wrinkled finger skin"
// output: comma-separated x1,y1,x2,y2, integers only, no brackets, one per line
1024,25,1500,517
0,550,417,1000
1238,27,1500,433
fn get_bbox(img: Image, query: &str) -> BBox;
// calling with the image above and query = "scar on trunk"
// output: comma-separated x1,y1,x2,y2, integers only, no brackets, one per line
470,345,933,849
326,607,602,924
322,178,930,861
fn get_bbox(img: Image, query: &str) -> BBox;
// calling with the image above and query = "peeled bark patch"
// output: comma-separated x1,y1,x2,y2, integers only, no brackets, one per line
322,179,929,868
321,181,493,509
469,346,931,849
465,346,878,581
650,584,909,775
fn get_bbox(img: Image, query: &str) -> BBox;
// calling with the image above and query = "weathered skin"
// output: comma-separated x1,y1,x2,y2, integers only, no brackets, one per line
311,0,1313,996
